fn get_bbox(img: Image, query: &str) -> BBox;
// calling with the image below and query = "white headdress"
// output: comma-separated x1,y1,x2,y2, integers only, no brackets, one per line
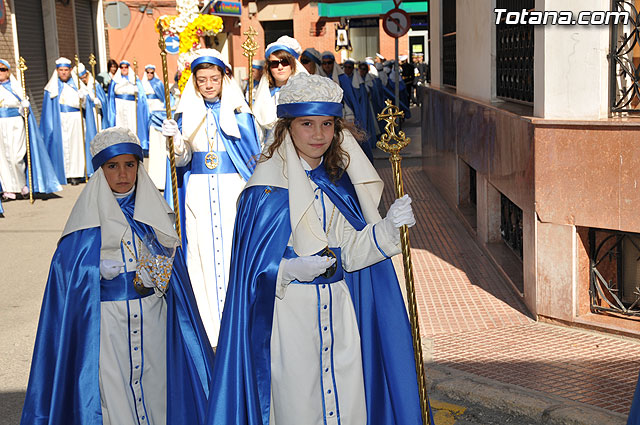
246,73,384,256
253,36,308,129
176,49,251,140
318,50,343,82
44,58,76,98
62,127,179,260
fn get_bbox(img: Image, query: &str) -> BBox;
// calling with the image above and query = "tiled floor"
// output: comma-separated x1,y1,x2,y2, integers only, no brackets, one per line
377,165,640,416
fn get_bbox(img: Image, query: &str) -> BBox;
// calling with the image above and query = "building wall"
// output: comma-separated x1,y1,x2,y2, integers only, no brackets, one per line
456,0,494,102
533,0,610,119
56,1,77,61
0,0,16,69
106,5,179,82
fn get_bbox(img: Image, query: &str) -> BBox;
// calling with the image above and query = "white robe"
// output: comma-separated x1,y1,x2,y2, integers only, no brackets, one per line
175,107,246,346
143,78,167,190
0,81,26,192
113,76,138,135
269,159,401,425
58,82,85,179
99,226,167,425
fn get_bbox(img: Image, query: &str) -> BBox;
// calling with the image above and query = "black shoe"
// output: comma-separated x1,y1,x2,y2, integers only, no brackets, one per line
70,178,80,186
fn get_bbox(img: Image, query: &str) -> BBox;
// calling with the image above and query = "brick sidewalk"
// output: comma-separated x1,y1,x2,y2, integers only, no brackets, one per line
377,165,640,416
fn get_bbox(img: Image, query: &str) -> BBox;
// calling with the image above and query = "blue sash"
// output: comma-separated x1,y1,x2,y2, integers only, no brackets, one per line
0,107,20,118
146,93,161,100
100,271,154,302
190,151,237,175
60,104,80,113
283,246,344,285
115,93,136,101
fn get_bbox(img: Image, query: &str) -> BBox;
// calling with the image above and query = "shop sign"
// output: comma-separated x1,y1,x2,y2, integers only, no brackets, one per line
212,1,241,16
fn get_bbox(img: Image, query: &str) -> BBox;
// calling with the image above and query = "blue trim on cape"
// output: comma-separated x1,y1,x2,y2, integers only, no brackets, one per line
628,371,640,424
163,108,261,252
206,164,429,425
21,219,214,424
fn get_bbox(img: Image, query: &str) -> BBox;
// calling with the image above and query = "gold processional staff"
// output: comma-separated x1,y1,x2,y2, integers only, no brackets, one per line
74,54,87,181
17,57,33,204
88,53,100,132
156,23,181,239
133,59,139,138
241,26,259,109
377,99,433,425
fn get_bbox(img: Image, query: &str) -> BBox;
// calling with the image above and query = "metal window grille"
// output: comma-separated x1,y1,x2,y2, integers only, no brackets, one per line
500,194,523,260
442,0,456,87
495,0,534,103
609,0,640,114
589,228,640,317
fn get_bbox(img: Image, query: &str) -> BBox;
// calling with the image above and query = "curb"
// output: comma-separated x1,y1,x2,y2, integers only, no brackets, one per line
425,363,627,425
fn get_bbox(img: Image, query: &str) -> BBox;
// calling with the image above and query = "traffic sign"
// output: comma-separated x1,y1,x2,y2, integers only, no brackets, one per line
382,8,411,38
164,36,180,55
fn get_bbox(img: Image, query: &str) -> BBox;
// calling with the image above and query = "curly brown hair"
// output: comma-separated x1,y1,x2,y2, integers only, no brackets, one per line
192,62,225,97
266,50,297,88
262,116,367,182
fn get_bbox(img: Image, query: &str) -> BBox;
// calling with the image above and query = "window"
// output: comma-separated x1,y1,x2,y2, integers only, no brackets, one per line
441,0,456,87
610,0,640,114
588,229,640,318
495,0,534,103
262,20,293,47
349,18,379,60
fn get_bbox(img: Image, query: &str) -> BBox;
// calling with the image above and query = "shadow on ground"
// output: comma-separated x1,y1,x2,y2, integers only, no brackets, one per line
0,391,25,425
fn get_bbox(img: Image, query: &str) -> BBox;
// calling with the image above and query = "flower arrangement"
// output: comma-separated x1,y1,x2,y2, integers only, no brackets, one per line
156,1,224,92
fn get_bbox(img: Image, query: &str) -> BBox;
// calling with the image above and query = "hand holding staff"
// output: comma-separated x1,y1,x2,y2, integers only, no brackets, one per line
17,57,33,204
241,26,259,109
156,24,181,239
377,99,432,425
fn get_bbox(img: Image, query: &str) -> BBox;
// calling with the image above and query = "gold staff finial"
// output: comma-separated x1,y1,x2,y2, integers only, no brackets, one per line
241,26,259,109
88,53,100,131
377,99,433,425
18,57,34,204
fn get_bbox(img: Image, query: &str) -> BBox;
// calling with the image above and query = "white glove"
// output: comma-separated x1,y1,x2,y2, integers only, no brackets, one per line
100,259,125,280
94,97,102,108
78,87,89,99
281,255,336,283
162,118,180,137
385,194,416,228
378,194,416,245
20,99,30,110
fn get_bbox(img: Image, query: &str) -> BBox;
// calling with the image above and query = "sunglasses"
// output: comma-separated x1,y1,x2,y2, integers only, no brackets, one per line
300,57,311,65
0,68,8,72
322,60,334,65
120,65,129,69
269,58,290,69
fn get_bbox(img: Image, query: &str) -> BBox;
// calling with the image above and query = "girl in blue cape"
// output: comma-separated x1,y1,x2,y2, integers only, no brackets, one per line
161,49,262,348
20,127,214,425
207,73,430,425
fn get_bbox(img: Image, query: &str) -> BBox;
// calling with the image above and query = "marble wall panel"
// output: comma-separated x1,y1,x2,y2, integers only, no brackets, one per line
619,132,640,233
489,113,535,211
535,127,620,230
536,221,575,321
456,100,492,175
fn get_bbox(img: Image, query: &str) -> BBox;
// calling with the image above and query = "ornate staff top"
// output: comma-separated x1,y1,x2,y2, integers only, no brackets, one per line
376,99,410,158
241,26,259,59
88,53,96,69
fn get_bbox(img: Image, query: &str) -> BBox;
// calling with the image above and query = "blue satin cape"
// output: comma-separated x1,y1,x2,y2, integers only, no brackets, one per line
163,104,261,251
40,79,97,182
104,78,150,153
628,371,640,424
384,78,411,119
20,198,214,425
206,164,430,425
92,82,108,128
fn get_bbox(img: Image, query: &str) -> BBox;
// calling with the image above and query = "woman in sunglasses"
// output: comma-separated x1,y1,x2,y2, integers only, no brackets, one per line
253,36,307,134
207,73,426,425
160,49,261,349
300,47,322,75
